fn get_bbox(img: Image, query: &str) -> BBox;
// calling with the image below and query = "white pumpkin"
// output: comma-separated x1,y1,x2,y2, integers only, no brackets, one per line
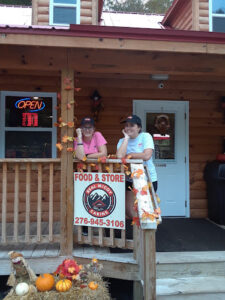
15,282,29,296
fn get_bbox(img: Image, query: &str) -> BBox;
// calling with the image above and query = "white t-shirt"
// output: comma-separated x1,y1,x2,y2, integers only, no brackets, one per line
117,132,157,182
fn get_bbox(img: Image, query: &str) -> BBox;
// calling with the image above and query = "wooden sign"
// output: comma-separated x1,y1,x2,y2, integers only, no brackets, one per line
74,172,125,229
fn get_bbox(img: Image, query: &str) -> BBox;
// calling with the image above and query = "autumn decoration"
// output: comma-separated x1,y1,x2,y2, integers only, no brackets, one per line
88,281,99,290
54,259,81,280
4,256,111,300
97,156,107,163
55,279,72,292
131,168,144,179
129,165,162,229
131,217,140,227
35,273,55,292
15,282,29,296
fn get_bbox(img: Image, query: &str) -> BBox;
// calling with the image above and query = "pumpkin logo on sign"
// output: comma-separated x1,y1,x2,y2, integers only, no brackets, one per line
83,182,116,218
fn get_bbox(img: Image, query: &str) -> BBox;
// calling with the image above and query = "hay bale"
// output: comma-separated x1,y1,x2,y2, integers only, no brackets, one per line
4,273,111,300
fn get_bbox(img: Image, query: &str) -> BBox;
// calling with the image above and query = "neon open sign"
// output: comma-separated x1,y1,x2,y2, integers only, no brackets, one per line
15,97,45,112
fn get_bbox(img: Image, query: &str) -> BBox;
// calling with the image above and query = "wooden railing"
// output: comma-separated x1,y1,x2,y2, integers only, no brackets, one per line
0,158,159,299
0,159,61,244
72,158,160,299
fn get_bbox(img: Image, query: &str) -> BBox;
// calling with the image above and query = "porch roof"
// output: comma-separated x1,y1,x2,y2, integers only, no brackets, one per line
0,24,225,55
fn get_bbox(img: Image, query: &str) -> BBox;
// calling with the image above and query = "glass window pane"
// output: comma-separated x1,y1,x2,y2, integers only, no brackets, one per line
5,131,52,158
5,96,53,128
146,113,175,160
54,0,77,4
213,0,225,14
213,16,225,32
53,7,77,24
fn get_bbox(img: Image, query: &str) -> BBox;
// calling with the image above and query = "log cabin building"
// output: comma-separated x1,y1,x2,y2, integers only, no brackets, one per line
0,0,225,299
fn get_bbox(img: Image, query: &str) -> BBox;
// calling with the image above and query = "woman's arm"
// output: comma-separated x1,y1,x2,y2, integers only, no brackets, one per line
74,128,86,160
127,149,153,161
116,130,130,159
86,144,107,159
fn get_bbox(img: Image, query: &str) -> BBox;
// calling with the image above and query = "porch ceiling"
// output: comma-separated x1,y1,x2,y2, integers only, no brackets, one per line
0,44,225,78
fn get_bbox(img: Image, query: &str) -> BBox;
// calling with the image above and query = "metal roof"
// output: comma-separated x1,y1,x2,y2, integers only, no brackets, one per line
0,23,225,47
101,11,164,29
0,5,31,26
0,4,225,47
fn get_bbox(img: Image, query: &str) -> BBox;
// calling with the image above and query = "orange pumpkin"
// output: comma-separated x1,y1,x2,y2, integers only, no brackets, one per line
36,273,55,292
88,281,98,290
56,279,72,292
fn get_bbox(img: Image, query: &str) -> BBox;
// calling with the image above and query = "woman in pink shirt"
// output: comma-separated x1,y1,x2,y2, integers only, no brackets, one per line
74,117,107,160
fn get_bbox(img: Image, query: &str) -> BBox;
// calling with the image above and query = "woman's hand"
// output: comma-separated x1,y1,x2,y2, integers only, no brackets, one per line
122,129,130,139
76,128,82,139
116,130,130,159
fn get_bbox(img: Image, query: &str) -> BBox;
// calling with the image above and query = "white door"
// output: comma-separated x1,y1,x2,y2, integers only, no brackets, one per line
133,100,189,217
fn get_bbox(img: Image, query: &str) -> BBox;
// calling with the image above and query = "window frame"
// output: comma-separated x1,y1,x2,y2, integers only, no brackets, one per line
0,91,57,158
49,0,80,27
209,0,225,32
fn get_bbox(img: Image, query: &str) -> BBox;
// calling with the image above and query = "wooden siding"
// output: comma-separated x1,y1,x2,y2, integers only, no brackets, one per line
74,75,224,219
164,0,209,32
167,1,193,31
32,0,96,26
0,70,224,219
199,0,209,31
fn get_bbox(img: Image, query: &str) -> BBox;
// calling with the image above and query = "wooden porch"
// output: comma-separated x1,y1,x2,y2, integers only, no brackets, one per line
0,158,158,299
0,24,225,299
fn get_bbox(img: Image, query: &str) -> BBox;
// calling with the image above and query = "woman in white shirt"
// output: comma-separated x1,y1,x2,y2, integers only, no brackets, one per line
117,115,157,219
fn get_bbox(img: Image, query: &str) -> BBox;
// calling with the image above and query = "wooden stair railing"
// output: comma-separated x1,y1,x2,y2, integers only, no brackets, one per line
73,158,143,251
131,163,161,300
73,159,161,300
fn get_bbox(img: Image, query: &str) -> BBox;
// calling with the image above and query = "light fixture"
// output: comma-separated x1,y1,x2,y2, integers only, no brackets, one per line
151,74,169,81
90,90,103,121
90,90,101,102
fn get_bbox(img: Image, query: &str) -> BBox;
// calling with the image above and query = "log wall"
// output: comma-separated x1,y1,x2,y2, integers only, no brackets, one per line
168,1,193,31
166,0,209,32
199,0,209,31
32,0,96,26
0,70,224,219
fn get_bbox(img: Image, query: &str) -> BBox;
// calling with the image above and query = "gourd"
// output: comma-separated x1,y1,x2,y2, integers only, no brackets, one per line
15,282,29,296
35,273,55,292
56,279,72,292
88,281,99,290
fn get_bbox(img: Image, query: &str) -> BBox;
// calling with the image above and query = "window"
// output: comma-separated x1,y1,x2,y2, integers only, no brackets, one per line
146,113,175,160
209,0,225,32
49,0,80,26
0,91,57,158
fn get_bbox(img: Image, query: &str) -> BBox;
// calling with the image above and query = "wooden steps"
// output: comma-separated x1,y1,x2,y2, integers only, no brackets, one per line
156,251,225,299
157,251,225,278
157,276,225,299
2,244,225,298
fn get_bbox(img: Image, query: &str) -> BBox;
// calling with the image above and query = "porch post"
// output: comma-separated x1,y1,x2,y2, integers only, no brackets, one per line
143,229,156,300
60,69,74,256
